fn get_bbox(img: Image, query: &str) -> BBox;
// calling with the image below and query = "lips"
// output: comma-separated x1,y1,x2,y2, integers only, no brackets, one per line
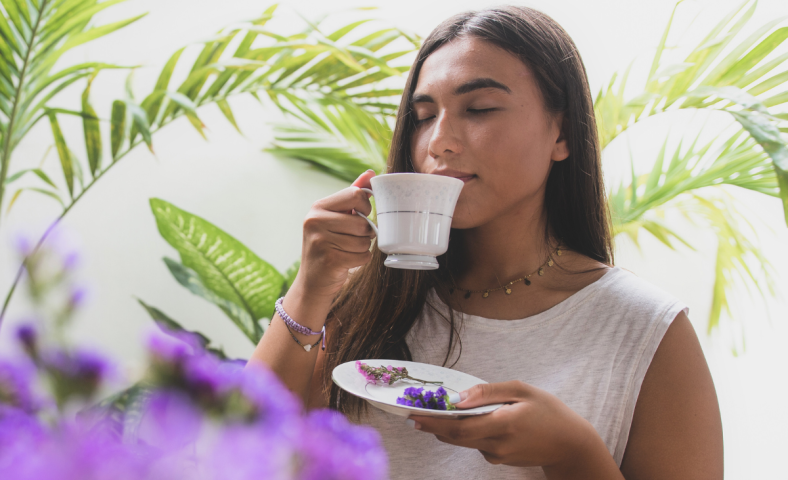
431,169,476,183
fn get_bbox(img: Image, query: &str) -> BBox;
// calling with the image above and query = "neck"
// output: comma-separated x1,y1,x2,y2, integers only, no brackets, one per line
450,197,553,290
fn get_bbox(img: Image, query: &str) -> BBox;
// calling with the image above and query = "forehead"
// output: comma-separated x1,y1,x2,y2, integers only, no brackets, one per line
415,36,531,93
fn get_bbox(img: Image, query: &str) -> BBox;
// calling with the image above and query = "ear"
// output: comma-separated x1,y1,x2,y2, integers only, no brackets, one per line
550,115,570,162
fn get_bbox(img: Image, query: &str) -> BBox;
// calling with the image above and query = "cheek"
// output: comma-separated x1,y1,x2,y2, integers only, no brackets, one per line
469,114,552,180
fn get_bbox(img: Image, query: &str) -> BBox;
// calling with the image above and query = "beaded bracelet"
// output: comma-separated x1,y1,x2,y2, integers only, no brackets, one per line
274,297,326,351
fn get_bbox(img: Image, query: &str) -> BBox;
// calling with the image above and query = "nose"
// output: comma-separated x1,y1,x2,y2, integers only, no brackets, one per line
427,111,463,159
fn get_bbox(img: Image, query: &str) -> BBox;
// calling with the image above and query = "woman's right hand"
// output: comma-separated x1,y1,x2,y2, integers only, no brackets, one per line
292,169,377,301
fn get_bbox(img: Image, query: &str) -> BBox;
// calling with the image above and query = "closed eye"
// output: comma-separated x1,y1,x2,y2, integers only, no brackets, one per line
467,108,498,114
414,115,435,125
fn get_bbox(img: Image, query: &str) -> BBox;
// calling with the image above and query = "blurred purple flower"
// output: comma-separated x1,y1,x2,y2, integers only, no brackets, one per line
297,409,388,480
62,250,81,271
15,323,38,358
42,348,114,404
146,328,200,364
137,390,203,451
13,233,34,257
0,359,39,413
68,286,89,308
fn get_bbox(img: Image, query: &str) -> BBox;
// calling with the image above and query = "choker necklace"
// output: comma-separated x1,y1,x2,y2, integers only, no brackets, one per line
450,247,562,299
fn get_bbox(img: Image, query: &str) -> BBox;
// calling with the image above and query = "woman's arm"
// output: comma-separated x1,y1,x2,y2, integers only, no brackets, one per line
620,311,724,479
247,171,376,406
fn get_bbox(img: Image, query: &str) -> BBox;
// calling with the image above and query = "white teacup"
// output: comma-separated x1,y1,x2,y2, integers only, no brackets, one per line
356,173,464,270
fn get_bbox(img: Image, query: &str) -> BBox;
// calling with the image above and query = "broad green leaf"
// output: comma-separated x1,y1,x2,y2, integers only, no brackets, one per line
110,100,126,159
150,198,284,335
82,74,102,176
163,257,263,343
47,112,74,198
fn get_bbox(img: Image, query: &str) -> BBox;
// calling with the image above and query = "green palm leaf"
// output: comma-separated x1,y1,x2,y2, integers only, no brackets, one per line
612,126,779,334
595,0,788,222
0,0,145,224
267,97,391,181
149,198,283,343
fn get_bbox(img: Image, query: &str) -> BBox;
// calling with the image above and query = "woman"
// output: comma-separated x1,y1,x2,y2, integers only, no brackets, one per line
250,6,723,479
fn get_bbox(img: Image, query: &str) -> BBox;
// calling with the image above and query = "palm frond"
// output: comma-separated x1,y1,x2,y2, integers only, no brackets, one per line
0,0,145,222
674,192,776,340
595,0,788,222
266,97,390,181
612,125,779,333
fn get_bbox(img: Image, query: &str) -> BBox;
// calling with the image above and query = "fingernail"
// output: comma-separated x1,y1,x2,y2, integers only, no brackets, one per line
448,392,461,404
366,169,375,173
405,418,420,429
460,390,469,401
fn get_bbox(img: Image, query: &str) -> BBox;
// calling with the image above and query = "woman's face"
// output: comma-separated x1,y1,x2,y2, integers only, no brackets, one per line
410,36,569,229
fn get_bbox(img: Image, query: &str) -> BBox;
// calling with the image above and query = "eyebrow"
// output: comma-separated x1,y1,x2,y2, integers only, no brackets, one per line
411,77,512,104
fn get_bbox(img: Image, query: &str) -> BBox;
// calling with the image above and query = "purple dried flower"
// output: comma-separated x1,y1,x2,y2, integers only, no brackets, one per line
355,361,442,387
396,386,456,411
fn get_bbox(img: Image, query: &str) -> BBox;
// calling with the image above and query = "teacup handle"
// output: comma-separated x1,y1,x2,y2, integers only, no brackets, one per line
354,188,378,236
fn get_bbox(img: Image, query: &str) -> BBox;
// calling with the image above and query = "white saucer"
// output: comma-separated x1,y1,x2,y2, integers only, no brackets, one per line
332,359,504,418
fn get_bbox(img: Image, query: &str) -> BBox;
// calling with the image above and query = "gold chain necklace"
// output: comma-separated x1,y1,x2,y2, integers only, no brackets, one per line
451,247,562,299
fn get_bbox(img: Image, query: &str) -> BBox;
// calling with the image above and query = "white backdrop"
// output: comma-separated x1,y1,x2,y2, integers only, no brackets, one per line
1,0,786,478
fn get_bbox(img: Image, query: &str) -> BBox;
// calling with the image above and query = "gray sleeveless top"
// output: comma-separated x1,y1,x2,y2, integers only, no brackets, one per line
349,266,687,479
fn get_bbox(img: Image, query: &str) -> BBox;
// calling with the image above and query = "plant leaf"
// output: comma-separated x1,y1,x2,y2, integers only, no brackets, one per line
82,74,102,176
729,110,788,225
136,298,212,348
110,100,127,160
162,257,263,344
47,111,74,198
150,198,283,341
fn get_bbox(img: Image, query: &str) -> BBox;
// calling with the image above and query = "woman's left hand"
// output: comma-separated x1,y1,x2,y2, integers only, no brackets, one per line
407,380,619,475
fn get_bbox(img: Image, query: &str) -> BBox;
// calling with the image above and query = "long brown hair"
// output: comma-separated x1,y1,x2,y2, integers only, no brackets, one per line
321,6,613,420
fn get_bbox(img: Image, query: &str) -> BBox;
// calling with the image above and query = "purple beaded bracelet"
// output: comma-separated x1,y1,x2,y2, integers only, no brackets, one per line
274,297,326,351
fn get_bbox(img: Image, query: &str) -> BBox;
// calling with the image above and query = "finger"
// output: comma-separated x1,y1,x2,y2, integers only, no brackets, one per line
317,186,373,216
454,380,530,409
321,230,376,254
351,169,376,190
408,412,508,443
306,211,375,238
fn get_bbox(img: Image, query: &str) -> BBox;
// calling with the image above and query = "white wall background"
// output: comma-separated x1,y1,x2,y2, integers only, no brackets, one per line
1,0,786,478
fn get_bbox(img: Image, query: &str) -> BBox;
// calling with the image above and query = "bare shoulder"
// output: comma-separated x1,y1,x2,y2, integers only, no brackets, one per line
620,311,723,479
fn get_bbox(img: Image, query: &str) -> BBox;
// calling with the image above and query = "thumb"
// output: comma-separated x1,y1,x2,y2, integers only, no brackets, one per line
351,169,376,190
451,381,528,409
